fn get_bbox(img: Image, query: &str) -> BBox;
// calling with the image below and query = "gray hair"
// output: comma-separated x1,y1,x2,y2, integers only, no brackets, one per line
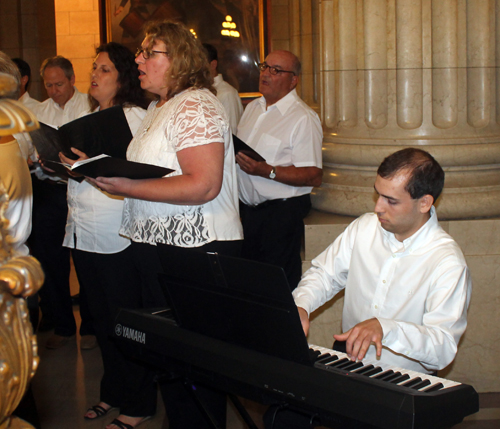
40,55,74,80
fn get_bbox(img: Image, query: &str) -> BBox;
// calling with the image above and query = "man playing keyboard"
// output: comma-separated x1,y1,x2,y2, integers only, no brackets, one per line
266,148,472,428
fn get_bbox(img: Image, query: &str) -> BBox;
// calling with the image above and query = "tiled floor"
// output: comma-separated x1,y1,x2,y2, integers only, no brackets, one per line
26,266,499,428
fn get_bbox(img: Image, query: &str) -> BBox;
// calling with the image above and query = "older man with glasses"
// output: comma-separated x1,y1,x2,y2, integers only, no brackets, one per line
235,50,323,291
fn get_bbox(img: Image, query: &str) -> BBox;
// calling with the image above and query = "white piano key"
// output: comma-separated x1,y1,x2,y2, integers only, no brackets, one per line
309,343,461,390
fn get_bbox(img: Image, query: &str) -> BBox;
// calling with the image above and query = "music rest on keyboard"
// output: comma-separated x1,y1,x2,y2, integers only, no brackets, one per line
114,308,479,429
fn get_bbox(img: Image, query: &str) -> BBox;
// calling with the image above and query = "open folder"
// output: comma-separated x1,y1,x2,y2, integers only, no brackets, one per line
45,154,173,180
30,105,133,164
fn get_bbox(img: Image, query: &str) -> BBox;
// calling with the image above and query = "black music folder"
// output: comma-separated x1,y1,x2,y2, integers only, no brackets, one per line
232,134,265,162
30,105,132,165
44,154,173,180
156,245,313,366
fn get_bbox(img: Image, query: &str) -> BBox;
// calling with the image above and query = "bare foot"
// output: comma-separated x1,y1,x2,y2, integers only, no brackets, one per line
84,402,113,419
106,415,150,429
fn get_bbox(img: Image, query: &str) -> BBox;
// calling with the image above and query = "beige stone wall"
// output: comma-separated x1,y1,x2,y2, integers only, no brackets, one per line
54,0,101,94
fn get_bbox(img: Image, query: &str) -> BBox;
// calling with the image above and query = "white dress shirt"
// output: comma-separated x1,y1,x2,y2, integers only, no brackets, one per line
16,92,40,161
63,106,146,254
19,91,41,112
33,87,89,127
236,89,322,205
293,207,471,373
213,74,243,133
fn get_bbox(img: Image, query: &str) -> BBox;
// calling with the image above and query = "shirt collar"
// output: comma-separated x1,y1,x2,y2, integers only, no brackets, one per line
48,86,80,110
382,206,439,253
259,88,298,115
214,74,223,85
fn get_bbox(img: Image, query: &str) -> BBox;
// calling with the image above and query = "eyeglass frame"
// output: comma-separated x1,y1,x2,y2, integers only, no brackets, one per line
135,48,169,60
258,62,296,76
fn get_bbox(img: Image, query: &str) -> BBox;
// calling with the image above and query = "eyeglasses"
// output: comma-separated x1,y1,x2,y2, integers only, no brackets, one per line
258,62,296,76
135,48,168,60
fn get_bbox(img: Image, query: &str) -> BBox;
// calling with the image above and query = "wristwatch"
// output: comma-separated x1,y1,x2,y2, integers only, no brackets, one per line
269,167,276,180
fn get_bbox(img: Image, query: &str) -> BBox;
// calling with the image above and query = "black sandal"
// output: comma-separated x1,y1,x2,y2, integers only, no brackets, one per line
107,416,152,429
84,404,115,420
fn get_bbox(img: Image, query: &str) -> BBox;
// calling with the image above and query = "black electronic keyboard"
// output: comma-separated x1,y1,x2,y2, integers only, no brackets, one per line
114,308,479,429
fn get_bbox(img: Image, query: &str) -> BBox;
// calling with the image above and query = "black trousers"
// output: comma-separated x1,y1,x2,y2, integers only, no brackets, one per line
130,240,242,428
29,177,75,336
29,177,93,336
240,194,311,291
72,246,157,417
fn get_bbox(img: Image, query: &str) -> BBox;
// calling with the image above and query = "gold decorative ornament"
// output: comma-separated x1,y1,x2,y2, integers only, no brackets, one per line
0,73,39,135
0,183,44,429
0,70,43,428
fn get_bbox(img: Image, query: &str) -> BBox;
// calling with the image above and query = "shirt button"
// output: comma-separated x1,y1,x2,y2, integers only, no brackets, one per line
374,305,378,309
382,280,386,284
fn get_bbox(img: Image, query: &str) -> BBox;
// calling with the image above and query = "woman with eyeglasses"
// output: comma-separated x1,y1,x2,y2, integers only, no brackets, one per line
94,21,243,429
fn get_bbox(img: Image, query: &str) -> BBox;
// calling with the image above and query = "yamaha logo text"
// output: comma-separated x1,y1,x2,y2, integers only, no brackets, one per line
115,324,146,344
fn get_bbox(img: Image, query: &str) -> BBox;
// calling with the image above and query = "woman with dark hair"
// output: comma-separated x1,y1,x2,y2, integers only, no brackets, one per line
95,21,243,429
57,42,151,423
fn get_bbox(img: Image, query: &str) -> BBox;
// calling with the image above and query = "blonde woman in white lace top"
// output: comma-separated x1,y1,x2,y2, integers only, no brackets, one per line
95,21,243,429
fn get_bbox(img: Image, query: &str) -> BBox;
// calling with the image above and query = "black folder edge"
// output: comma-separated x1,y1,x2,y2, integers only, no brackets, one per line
232,134,265,162
44,156,173,180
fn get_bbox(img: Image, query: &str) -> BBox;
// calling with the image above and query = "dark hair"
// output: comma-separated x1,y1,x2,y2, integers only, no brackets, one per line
143,20,214,99
12,58,31,89
40,56,74,80
202,43,218,63
377,148,445,203
89,42,149,111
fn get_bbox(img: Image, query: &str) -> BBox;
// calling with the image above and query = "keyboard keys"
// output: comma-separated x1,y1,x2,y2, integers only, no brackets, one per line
422,382,444,392
389,374,410,384
373,370,395,380
328,358,350,367
352,364,375,374
340,361,364,371
401,377,423,388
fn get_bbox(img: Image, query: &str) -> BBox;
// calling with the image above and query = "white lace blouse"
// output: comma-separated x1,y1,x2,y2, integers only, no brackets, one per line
120,88,243,247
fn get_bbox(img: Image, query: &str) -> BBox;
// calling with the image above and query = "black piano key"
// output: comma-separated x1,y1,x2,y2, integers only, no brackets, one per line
328,358,350,367
344,361,364,371
382,372,402,382
389,374,410,384
309,349,322,360
373,370,395,380
400,377,423,388
315,353,331,361
337,361,363,371
362,367,383,377
411,379,432,390
422,382,444,392
352,364,374,374
317,355,338,364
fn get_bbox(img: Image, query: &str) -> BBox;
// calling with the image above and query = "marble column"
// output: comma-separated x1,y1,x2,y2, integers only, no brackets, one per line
314,0,500,219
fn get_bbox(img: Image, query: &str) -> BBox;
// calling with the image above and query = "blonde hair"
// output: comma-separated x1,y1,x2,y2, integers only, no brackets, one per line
143,20,214,99
0,51,21,99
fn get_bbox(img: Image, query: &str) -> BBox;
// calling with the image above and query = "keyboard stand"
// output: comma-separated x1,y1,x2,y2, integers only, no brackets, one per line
184,379,260,429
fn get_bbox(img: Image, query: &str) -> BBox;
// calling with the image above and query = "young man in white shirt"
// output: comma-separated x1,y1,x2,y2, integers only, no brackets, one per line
203,43,243,133
12,57,41,112
266,148,472,428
